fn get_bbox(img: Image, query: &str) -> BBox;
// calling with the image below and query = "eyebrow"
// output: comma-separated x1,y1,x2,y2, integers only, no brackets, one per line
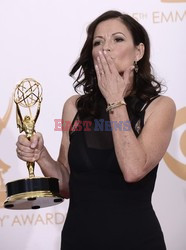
93,32,126,40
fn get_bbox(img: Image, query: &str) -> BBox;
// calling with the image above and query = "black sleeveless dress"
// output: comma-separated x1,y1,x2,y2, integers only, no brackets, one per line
61,96,166,250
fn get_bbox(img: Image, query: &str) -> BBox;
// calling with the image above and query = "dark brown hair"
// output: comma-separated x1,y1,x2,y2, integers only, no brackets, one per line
70,10,163,120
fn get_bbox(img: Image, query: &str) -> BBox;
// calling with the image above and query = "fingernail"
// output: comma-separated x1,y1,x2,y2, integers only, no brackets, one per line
31,143,36,148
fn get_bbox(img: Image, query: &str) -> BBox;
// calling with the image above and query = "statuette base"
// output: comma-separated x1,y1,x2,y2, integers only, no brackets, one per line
4,177,63,210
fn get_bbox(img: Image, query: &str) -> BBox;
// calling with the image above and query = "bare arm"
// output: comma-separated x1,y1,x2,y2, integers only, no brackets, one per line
95,50,176,182
16,95,79,198
109,96,176,182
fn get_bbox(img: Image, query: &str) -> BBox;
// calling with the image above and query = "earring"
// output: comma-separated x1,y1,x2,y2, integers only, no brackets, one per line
134,61,139,73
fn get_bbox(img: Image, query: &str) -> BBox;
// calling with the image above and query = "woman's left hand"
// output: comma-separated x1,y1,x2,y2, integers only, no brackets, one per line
95,50,134,103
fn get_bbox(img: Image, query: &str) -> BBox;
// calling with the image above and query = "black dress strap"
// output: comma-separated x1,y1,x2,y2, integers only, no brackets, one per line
69,112,79,137
140,95,160,112
135,95,160,134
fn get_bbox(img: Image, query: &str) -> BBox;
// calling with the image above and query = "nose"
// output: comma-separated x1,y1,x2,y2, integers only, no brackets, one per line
102,41,111,52
103,48,111,52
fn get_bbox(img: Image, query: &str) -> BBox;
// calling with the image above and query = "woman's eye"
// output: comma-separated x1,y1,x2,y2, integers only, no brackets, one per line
114,37,124,42
93,41,101,47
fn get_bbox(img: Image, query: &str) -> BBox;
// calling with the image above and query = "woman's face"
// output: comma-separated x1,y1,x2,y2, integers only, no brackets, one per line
92,18,143,75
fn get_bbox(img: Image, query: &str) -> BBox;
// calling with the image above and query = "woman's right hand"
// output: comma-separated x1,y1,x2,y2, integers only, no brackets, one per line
16,132,44,163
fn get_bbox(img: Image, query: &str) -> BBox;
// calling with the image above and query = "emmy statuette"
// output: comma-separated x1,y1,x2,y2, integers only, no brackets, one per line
4,78,63,209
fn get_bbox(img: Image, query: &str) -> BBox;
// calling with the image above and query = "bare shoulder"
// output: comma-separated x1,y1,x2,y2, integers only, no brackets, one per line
65,95,80,105
62,94,80,122
64,94,80,108
145,95,176,124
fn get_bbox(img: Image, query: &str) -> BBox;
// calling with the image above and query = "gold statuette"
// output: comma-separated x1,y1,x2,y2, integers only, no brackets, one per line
4,78,63,209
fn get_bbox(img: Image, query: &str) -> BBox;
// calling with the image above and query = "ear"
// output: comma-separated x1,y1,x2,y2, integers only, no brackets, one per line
135,43,145,61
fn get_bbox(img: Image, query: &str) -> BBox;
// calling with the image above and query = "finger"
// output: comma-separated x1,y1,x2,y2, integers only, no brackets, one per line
18,135,31,147
96,55,105,77
103,50,118,74
95,64,106,94
98,51,110,75
95,64,101,82
17,143,35,153
30,133,42,149
17,153,35,162
17,146,41,162
17,148,35,158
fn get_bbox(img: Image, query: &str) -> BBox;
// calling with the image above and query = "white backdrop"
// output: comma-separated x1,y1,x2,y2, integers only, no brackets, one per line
0,0,186,249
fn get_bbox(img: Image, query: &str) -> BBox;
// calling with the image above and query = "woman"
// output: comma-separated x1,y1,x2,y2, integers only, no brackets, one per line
16,10,176,250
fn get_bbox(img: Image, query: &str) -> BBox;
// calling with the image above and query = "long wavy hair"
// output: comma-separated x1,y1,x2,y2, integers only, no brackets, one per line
70,10,163,120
